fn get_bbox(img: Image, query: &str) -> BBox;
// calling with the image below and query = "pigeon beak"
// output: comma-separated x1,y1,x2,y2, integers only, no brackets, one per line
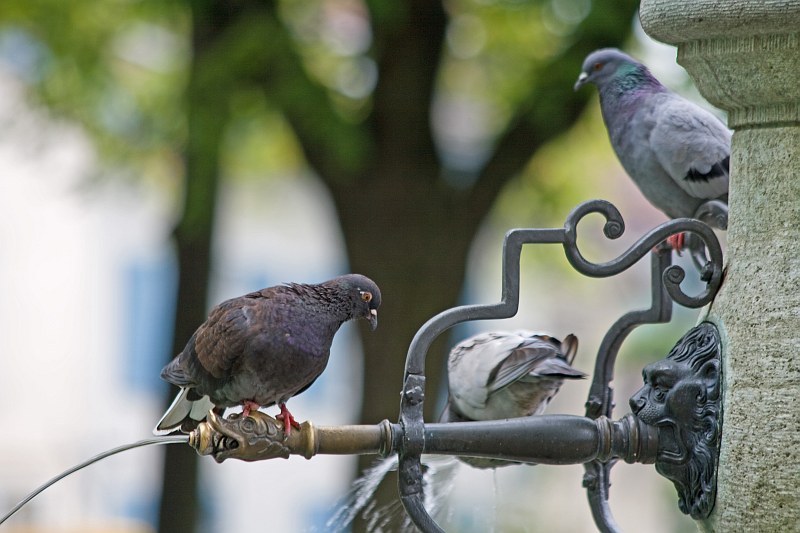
367,309,378,330
574,72,588,91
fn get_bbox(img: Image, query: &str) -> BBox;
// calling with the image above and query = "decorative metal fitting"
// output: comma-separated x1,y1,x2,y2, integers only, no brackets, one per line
630,322,722,520
190,410,395,463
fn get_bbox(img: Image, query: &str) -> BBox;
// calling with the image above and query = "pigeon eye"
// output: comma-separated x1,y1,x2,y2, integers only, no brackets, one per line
593,62,603,71
360,291,373,303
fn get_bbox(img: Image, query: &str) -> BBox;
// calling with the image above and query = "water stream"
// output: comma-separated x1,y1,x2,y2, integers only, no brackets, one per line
324,455,460,532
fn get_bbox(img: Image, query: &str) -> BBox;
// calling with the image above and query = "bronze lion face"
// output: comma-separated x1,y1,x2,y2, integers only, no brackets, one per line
629,322,722,519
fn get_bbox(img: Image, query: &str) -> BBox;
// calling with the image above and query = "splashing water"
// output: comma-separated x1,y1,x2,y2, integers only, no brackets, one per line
421,456,460,523
324,455,461,532
325,456,398,532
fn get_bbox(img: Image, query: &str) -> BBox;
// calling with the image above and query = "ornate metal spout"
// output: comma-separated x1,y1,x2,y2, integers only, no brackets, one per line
190,409,660,467
189,410,395,463
188,323,722,529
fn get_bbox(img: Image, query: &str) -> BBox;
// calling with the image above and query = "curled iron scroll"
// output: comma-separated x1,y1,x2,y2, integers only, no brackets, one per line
397,199,724,533
562,200,723,306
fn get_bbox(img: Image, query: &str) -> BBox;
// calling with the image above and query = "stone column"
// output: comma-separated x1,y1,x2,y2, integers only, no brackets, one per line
639,2,800,531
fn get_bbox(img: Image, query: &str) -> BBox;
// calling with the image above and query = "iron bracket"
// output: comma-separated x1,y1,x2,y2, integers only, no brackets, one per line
396,199,723,532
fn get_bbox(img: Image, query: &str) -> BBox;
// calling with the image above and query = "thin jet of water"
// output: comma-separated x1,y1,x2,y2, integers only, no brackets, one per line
492,468,499,533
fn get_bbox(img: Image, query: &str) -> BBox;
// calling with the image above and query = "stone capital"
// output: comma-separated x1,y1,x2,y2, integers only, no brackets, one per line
639,0,800,128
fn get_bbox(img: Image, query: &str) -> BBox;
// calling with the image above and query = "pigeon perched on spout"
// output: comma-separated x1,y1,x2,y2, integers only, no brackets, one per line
155,274,381,436
575,48,730,250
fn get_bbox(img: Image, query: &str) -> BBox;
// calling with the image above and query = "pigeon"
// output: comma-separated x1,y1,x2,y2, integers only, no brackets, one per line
441,331,585,468
444,331,584,422
574,48,730,251
154,274,381,436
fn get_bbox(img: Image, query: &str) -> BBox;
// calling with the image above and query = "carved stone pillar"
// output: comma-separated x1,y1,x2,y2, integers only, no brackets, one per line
639,2,800,531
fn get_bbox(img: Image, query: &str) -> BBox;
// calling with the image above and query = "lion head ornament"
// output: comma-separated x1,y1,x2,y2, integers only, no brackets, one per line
629,322,722,519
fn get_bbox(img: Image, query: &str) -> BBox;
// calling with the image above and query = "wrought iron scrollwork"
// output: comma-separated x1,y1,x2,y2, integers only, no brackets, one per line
397,199,723,533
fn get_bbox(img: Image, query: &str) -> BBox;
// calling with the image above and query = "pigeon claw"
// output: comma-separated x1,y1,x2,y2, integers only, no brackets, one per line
242,400,261,419
276,403,301,437
666,232,685,256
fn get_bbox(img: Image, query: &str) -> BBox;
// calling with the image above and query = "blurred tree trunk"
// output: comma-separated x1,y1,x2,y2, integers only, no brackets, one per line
157,2,235,532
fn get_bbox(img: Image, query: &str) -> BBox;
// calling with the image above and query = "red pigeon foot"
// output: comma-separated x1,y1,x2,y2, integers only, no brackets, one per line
242,400,261,419
666,232,685,255
276,403,301,436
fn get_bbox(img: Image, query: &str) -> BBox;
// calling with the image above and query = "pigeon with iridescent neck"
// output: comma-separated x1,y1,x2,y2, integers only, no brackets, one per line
575,48,730,250
154,274,381,437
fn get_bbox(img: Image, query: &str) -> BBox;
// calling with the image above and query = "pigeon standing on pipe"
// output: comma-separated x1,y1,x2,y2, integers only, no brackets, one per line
154,274,381,437
574,48,730,251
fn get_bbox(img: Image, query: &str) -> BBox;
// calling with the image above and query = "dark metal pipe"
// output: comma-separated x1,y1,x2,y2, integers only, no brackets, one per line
423,414,658,465
423,416,601,465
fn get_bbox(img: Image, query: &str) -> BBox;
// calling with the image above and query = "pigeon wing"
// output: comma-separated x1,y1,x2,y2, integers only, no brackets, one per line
192,292,267,380
448,332,520,410
650,96,731,200
515,357,587,382
488,337,571,394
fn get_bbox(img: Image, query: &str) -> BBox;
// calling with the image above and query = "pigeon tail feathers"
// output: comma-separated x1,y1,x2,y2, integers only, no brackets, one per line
525,357,587,380
153,387,215,436
686,156,729,183
160,358,194,387
561,333,579,364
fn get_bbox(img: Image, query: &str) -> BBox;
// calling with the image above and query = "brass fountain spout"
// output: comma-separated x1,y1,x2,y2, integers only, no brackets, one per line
189,410,396,463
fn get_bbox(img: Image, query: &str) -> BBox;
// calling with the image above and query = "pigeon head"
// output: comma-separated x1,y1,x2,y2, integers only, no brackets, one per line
332,273,381,330
574,48,648,91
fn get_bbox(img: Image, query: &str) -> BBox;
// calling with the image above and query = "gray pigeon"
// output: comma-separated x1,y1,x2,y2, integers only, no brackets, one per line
154,274,381,436
442,331,585,469
444,331,584,422
574,48,730,246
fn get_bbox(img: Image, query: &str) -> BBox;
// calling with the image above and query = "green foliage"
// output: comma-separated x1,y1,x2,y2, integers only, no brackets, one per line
0,1,187,177
0,0,637,193
223,90,306,180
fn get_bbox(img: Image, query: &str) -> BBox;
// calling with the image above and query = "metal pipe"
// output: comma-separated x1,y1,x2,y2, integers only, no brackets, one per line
189,410,658,466
423,416,603,465
188,411,399,462
314,420,396,457
424,414,658,465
